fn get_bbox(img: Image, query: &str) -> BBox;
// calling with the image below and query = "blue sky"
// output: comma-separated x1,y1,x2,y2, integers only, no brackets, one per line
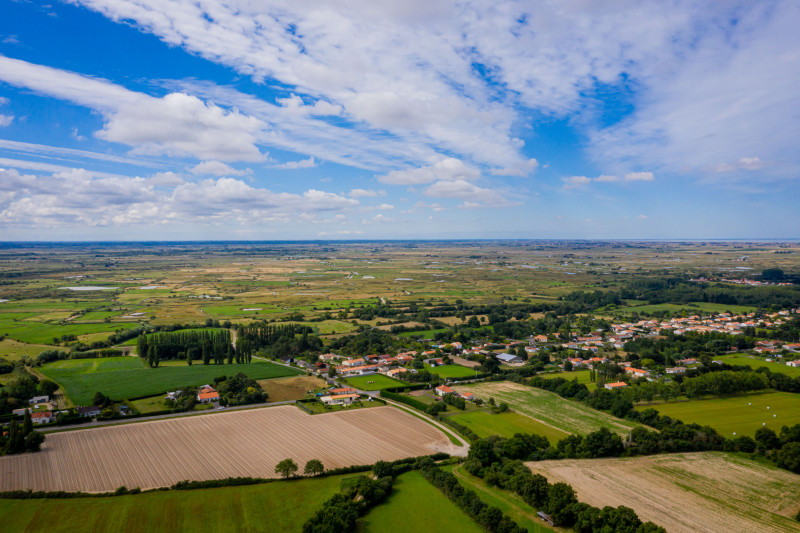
0,0,798,240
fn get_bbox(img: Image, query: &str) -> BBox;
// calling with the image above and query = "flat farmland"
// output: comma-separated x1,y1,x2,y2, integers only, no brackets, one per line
455,381,639,436
39,357,302,405
636,391,800,437
0,405,457,492
449,410,569,444
526,452,800,533
424,363,478,378
344,374,407,390
718,354,800,377
257,374,328,402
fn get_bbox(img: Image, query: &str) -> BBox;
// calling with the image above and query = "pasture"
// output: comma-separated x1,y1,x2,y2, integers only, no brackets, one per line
527,452,800,533
424,363,479,378
360,470,483,533
0,338,52,362
0,405,456,492
0,472,345,533
455,381,639,436
538,369,597,390
39,357,302,405
344,374,407,391
717,354,800,377
636,391,800,437
448,410,569,444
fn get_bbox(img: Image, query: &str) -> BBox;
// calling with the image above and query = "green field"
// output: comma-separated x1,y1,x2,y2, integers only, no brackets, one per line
360,470,483,533
424,363,479,378
443,464,555,533
0,318,138,345
0,338,53,362
617,301,756,315
456,381,640,437
637,391,800,437
449,410,569,444
0,473,345,533
539,369,597,390
398,328,449,338
344,374,408,391
718,354,800,377
40,357,302,405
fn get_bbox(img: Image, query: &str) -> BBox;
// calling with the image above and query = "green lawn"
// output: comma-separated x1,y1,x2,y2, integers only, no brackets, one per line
129,395,169,414
449,410,569,444
443,464,555,533
40,357,303,405
637,391,800,437
0,474,345,533
539,369,597,390
0,338,53,362
344,374,408,391
456,381,640,437
360,470,483,533
0,317,139,345
424,363,479,378
717,354,800,377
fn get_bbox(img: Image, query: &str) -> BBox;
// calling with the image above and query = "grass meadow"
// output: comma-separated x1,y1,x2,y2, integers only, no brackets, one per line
0,473,345,533
448,410,569,444
538,369,597,390
344,374,408,391
424,363,479,379
455,381,640,437
637,391,800,437
39,357,302,405
717,354,800,377
359,470,483,533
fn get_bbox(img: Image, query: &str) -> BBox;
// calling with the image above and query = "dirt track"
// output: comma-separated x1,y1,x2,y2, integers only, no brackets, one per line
0,405,455,492
526,452,800,533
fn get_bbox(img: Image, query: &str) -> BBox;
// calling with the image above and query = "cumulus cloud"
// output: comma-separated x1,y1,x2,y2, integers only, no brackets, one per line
379,158,480,185
190,161,250,176
348,188,380,198
277,94,342,117
624,172,655,182
489,159,539,177
0,114,13,127
562,176,592,189
705,157,766,173
273,157,317,169
423,179,507,206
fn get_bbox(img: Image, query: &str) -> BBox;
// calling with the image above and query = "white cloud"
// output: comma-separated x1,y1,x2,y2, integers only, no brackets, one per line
277,94,342,117
0,114,13,127
594,175,619,183
273,157,317,169
423,179,507,206
379,158,480,185
190,161,250,176
377,203,394,210
348,188,378,198
562,176,592,189
147,171,184,187
624,172,655,182
705,157,766,173
638,214,648,219
0,56,266,162
489,159,539,177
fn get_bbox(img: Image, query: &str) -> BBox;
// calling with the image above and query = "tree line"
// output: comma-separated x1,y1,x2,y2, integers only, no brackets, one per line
137,329,237,367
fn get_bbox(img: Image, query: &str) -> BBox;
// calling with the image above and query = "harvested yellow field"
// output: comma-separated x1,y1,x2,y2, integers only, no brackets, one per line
0,405,455,493
257,375,328,402
526,452,800,533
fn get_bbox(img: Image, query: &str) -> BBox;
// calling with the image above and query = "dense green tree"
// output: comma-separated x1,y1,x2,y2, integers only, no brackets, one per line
275,458,299,478
304,459,324,476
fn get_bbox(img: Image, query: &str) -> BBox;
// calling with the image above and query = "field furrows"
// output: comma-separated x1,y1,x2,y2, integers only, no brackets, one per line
0,406,454,492
526,452,800,533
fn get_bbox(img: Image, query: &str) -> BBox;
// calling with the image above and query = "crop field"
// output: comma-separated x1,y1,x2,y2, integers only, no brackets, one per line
344,374,407,390
424,363,479,378
0,471,346,533
455,381,640,436
39,357,303,405
717,354,800,377
448,410,569,443
360,470,483,533
526,452,800,533
615,302,757,315
257,374,328,402
444,463,555,533
0,318,139,345
0,405,457,492
636,391,800,437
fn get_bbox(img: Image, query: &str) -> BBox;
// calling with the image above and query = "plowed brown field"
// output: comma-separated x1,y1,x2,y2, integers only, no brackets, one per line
0,405,455,492
526,452,800,533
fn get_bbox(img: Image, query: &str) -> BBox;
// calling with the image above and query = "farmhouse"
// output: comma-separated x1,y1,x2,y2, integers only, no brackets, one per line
460,391,475,401
604,382,628,390
31,411,53,424
328,387,356,395
435,385,455,397
11,408,28,417
320,393,359,406
665,366,687,374
787,360,800,368
77,405,101,418
497,352,523,364
197,391,220,403
29,395,49,404
625,367,649,377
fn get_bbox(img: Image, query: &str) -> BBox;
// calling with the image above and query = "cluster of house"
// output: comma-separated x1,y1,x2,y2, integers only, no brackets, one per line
319,387,360,406
10,395,103,424
690,277,794,287
434,385,475,401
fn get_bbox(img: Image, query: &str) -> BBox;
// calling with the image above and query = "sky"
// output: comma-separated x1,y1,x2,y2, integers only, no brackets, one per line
0,0,798,240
